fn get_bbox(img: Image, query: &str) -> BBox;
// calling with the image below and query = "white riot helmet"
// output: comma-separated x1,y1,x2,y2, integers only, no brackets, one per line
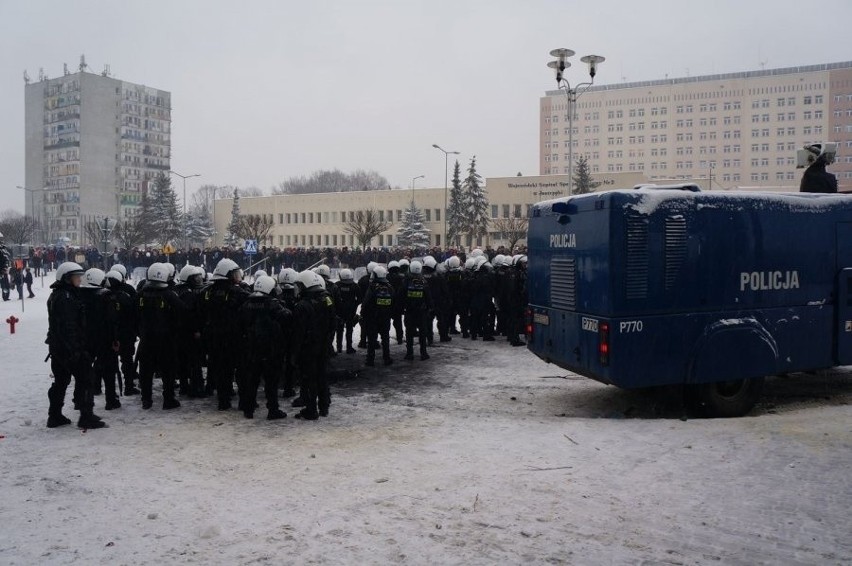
474,256,488,270
164,263,176,282
409,260,423,275
422,256,437,269
315,264,330,278
464,258,477,270
105,270,124,287
493,254,505,267
298,270,324,290
55,262,85,282
178,264,197,284
470,248,484,258
372,265,388,280
447,256,461,270
255,269,268,279
278,267,299,285
147,262,170,283
213,258,241,280
388,260,400,271
83,268,106,288
366,261,378,274
339,268,354,281
514,255,528,266
253,275,277,295
398,258,410,270
111,264,127,278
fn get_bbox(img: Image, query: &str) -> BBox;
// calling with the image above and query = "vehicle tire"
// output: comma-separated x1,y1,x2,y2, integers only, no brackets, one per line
689,377,765,418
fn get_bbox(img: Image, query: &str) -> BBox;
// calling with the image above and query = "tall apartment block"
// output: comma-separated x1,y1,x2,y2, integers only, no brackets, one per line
24,60,171,245
540,61,852,191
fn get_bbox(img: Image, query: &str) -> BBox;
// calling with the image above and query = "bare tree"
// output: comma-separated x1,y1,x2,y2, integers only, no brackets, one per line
492,216,529,252
83,220,103,248
344,209,392,249
0,210,38,247
238,186,265,197
273,169,392,195
114,216,147,249
234,213,274,245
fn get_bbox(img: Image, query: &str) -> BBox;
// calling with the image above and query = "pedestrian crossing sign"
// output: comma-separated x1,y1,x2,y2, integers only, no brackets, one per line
244,239,258,255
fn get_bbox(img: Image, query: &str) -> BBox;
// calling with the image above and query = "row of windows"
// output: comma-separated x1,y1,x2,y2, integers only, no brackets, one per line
269,233,445,248
277,208,443,225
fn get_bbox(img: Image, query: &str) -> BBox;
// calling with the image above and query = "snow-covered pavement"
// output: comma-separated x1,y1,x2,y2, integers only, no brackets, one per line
1,289,850,565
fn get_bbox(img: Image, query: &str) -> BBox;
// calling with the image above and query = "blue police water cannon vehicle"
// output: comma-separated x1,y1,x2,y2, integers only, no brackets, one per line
525,184,852,416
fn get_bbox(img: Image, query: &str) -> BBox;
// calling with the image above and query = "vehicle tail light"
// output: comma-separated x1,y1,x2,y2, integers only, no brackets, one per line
599,322,610,366
525,307,533,338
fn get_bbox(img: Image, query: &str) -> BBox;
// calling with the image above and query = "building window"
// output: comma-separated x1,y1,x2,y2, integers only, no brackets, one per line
435,209,441,222
491,205,498,219
424,209,431,222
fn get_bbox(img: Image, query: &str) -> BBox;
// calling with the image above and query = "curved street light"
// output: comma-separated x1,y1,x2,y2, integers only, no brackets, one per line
432,144,460,247
546,48,606,194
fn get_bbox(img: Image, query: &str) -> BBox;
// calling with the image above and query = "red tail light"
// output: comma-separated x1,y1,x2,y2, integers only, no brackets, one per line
524,307,534,337
599,322,610,366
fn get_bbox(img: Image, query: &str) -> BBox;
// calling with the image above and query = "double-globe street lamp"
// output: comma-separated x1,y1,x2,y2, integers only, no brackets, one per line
432,144,460,247
168,170,201,253
547,48,605,195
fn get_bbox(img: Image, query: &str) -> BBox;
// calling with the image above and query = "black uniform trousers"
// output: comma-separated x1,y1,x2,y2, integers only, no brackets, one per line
367,316,392,362
49,356,94,417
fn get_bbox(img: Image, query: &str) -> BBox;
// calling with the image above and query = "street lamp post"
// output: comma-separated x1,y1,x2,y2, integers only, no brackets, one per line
168,170,200,254
432,144,460,248
547,49,606,195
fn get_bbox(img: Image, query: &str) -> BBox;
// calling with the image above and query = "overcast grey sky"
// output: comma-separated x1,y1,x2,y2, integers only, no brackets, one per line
1,0,851,212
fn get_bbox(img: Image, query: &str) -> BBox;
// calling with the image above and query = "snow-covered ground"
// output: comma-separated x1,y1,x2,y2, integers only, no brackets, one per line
1,285,850,565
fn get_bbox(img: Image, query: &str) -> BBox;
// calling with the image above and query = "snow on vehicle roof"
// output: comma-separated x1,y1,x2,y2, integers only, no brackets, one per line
535,188,852,217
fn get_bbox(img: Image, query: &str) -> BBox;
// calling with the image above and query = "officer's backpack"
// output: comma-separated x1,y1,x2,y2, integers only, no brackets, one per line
406,276,426,305
372,282,394,312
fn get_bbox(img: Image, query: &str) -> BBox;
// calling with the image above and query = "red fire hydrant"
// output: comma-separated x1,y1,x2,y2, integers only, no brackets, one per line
6,316,19,334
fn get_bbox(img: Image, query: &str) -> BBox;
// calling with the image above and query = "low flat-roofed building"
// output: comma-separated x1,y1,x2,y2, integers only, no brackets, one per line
212,172,648,250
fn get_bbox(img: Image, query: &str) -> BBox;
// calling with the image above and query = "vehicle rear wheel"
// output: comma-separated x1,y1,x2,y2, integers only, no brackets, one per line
689,377,765,418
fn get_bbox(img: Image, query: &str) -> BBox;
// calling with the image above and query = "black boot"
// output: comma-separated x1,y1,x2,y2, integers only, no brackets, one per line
295,408,319,420
78,414,106,429
142,398,153,410
105,398,121,410
267,408,287,420
47,414,72,428
404,351,414,361
163,398,181,410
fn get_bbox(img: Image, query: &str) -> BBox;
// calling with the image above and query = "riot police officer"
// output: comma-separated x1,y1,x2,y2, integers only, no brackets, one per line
335,268,362,354
387,260,405,344
201,258,251,410
357,262,377,348
362,265,395,366
237,275,291,420
109,264,140,395
291,270,336,420
402,260,432,361
79,268,121,410
46,262,105,429
137,263,187,410
278,268,301,398
175,264,207,398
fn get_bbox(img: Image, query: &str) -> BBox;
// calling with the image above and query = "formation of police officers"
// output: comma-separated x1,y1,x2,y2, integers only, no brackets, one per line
44,248,528,430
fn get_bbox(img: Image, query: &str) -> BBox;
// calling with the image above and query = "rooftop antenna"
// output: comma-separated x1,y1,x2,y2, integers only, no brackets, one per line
23,70,30,84
63,63,69,76
759,59,768,70
102,64,110,77
79,54,88,73
38,68,44,81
